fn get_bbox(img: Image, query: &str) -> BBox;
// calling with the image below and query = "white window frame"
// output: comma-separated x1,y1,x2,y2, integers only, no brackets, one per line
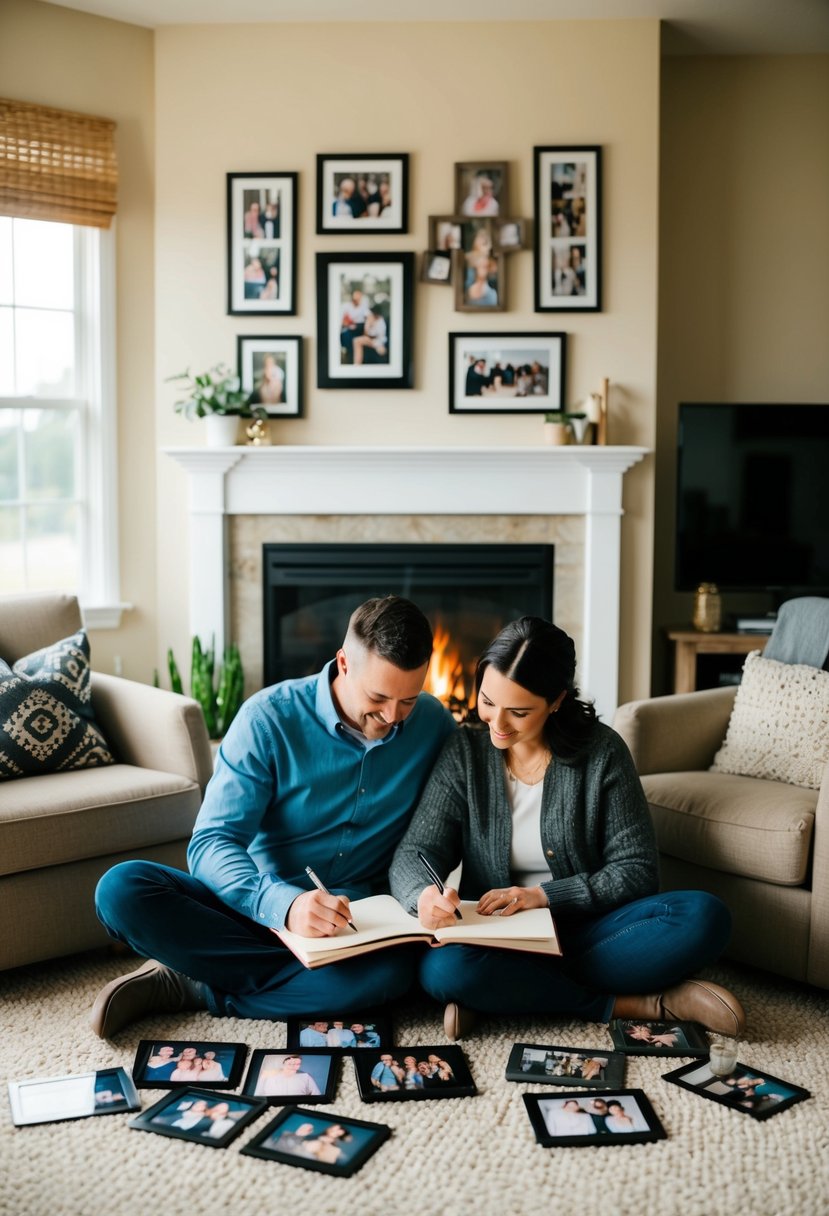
0,221,126,628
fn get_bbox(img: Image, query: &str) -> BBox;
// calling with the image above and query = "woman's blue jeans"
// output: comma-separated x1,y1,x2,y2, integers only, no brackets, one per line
419,890,732,1022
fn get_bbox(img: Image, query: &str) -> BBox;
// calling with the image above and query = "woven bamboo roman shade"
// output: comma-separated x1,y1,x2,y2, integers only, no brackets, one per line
0,98,118,229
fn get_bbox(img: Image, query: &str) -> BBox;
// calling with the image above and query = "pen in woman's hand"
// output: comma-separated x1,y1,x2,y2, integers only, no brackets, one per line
304,866,358,932
416,851,463,921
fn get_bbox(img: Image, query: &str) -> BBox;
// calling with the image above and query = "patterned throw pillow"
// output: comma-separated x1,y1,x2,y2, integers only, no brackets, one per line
0,629,115,781
711,651,829,790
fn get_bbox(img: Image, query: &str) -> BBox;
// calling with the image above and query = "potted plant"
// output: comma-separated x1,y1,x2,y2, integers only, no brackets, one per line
543,411,572,446
167,363,267,447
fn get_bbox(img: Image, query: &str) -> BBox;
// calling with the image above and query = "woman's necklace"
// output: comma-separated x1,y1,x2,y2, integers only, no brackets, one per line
504,749,552,786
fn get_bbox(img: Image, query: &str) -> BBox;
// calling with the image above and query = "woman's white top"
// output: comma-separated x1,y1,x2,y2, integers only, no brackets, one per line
504,767,550,889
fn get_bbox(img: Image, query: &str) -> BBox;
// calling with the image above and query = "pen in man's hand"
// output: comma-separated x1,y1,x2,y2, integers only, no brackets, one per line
416,850,463,921
304,866,358,932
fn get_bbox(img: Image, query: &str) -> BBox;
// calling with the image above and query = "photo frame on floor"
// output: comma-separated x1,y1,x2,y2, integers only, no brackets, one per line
505,1043,625,1088
8,1067,140,1126
534,145,601,311
448,331,566,414
240,1049,339,1106
662,1060,810,1121
523,1089,666,1147
609,1018,709,1057
353,1045,477,1102
316,153,409,234
316,251,414,390
129,1088,266,1148
131,1039,247,1089
227,171,298,315
286,1013,392,1053
237,334,304,418
241,1106,391,1176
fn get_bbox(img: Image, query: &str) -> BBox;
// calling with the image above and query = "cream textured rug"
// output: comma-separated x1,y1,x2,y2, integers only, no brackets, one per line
1,950,828,1216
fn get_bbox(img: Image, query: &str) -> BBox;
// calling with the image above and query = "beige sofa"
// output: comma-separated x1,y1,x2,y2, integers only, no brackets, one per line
613,685,828,989
0,593,214,971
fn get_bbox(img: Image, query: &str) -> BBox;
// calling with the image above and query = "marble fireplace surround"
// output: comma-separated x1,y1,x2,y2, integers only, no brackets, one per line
165,445,647,719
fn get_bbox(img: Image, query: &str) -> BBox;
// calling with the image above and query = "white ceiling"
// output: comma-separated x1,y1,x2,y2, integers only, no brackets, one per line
40,0,829,56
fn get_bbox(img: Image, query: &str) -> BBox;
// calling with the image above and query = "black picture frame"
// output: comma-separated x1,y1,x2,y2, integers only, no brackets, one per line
8,1067,140,1126
316,251,414,390
454,160,509,219
448,331,566,415
237,334,304,418
131,1039,247,1089
316,153,409,234
523,1089,667,1147
129,1087,267,1148
609,1018,709,1057
226,171,298,315
662,1059,811,1121
240,1049,338,1106
241,1106,391,1176
286,1013,392,1054
534,145,602,312
506,1043,626,1089
353,1045,476,1102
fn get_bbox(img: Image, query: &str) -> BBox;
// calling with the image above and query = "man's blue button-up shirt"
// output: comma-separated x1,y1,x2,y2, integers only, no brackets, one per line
187,661,455,930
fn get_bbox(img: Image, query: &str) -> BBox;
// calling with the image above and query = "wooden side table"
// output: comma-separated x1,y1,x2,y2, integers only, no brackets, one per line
667,629,771,694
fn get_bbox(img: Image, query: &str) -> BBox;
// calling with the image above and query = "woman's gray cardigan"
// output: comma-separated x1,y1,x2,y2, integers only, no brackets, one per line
389,723,659,918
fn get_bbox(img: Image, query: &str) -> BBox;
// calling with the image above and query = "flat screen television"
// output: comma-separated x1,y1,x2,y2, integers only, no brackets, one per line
675,403,829,596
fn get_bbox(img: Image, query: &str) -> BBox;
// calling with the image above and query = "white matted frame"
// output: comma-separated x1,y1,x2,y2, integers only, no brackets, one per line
316,154,408,234
534,146,601,312
237,335,304,418
316,252,414,390
227,171,298,315
449,331,566,414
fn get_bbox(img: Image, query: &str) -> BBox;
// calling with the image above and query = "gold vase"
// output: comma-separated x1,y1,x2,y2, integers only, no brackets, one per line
693,583,722,632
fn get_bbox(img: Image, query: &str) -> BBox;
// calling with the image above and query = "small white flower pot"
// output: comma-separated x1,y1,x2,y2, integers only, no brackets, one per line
205,415,240,447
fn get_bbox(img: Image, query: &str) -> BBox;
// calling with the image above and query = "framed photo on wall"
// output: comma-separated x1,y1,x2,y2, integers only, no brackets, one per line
227,171,298,315
534,146,601,311
316,251,414,390
454,160,508,218
448,331,566,414
237,335,304,418
454,249,505,313
316,154,408,234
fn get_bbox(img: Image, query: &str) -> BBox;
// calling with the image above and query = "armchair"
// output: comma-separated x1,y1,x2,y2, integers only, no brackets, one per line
0,593,214,971
613,600,829,990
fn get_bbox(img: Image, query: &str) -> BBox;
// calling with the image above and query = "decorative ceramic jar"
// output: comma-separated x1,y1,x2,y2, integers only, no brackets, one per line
693,582,722,633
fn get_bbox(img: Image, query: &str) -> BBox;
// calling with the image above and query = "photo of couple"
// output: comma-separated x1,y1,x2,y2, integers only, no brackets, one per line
131,1086,266,1147
338,277,391,367
611,1018,708,1056
665,1060,809,1121
242,1107,390,1176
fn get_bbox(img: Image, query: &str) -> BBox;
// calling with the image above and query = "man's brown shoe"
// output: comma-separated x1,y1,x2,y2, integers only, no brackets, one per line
443,1001,478,1042
90,959,207,1039
611,978,746,1037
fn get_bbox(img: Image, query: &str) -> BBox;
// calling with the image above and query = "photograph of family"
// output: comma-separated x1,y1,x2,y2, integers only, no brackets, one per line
524,1089,666,1146
506,1043,624,1088
449,333,566,414
227,172,296,315
663,1060,810,1121
317,253,413,388
286,1014,389,1052
610,1018,709,1056
534,146,601,311
317,154,407,233
242,1107,391,1176
337,275,392,367
353,1045,476,1102
132,1038,246,1088
242,1049,336,1104
131,1087,266,1148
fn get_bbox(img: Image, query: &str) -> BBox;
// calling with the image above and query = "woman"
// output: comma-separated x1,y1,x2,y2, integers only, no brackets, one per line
389,616,745,1041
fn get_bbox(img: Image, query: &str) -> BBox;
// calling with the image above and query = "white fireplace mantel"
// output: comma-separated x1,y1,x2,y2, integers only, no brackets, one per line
165,444,648,718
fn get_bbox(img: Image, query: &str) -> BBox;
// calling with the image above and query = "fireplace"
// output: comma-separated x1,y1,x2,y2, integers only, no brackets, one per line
263,542,554,716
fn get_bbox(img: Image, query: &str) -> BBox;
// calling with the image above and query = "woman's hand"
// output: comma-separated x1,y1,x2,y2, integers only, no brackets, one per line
476,885,548,917
418,884,462,930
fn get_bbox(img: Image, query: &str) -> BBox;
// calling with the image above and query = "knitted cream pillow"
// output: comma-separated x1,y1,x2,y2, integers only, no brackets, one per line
711,651,829,790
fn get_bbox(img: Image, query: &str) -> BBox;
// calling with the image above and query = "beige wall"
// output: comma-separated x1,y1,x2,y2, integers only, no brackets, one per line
155,19,661,705
654,54,829,692
0,0,156,681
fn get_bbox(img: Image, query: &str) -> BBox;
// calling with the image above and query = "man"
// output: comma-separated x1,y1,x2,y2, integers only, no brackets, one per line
339,287,369,362
299,1020,329,1047
370,1054,402,1092
90,596,455,1038
256,1055,321,1098
326,1021,357,1048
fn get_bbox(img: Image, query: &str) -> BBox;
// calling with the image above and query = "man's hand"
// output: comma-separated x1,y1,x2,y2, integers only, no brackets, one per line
283,890,355,937
418,884,461,930
476,885,548,917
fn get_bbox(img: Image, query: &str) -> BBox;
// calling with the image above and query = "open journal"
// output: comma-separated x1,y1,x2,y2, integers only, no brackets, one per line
275,893,561,969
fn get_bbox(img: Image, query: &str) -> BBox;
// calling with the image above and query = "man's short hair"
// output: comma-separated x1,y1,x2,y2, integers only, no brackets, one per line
347,595,433,670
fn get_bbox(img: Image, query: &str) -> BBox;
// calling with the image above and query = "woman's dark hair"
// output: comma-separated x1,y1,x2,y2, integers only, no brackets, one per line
347,595,433,670
473,616,598,760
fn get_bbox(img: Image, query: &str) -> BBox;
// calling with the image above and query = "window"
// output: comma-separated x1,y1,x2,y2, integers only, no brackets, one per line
0,215,120,624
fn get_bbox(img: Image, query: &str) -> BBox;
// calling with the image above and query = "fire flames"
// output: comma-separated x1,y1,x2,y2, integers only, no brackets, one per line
424,623,476,720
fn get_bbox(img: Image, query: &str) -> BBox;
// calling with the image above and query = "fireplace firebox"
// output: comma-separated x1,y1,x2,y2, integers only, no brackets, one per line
263,543,554,716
